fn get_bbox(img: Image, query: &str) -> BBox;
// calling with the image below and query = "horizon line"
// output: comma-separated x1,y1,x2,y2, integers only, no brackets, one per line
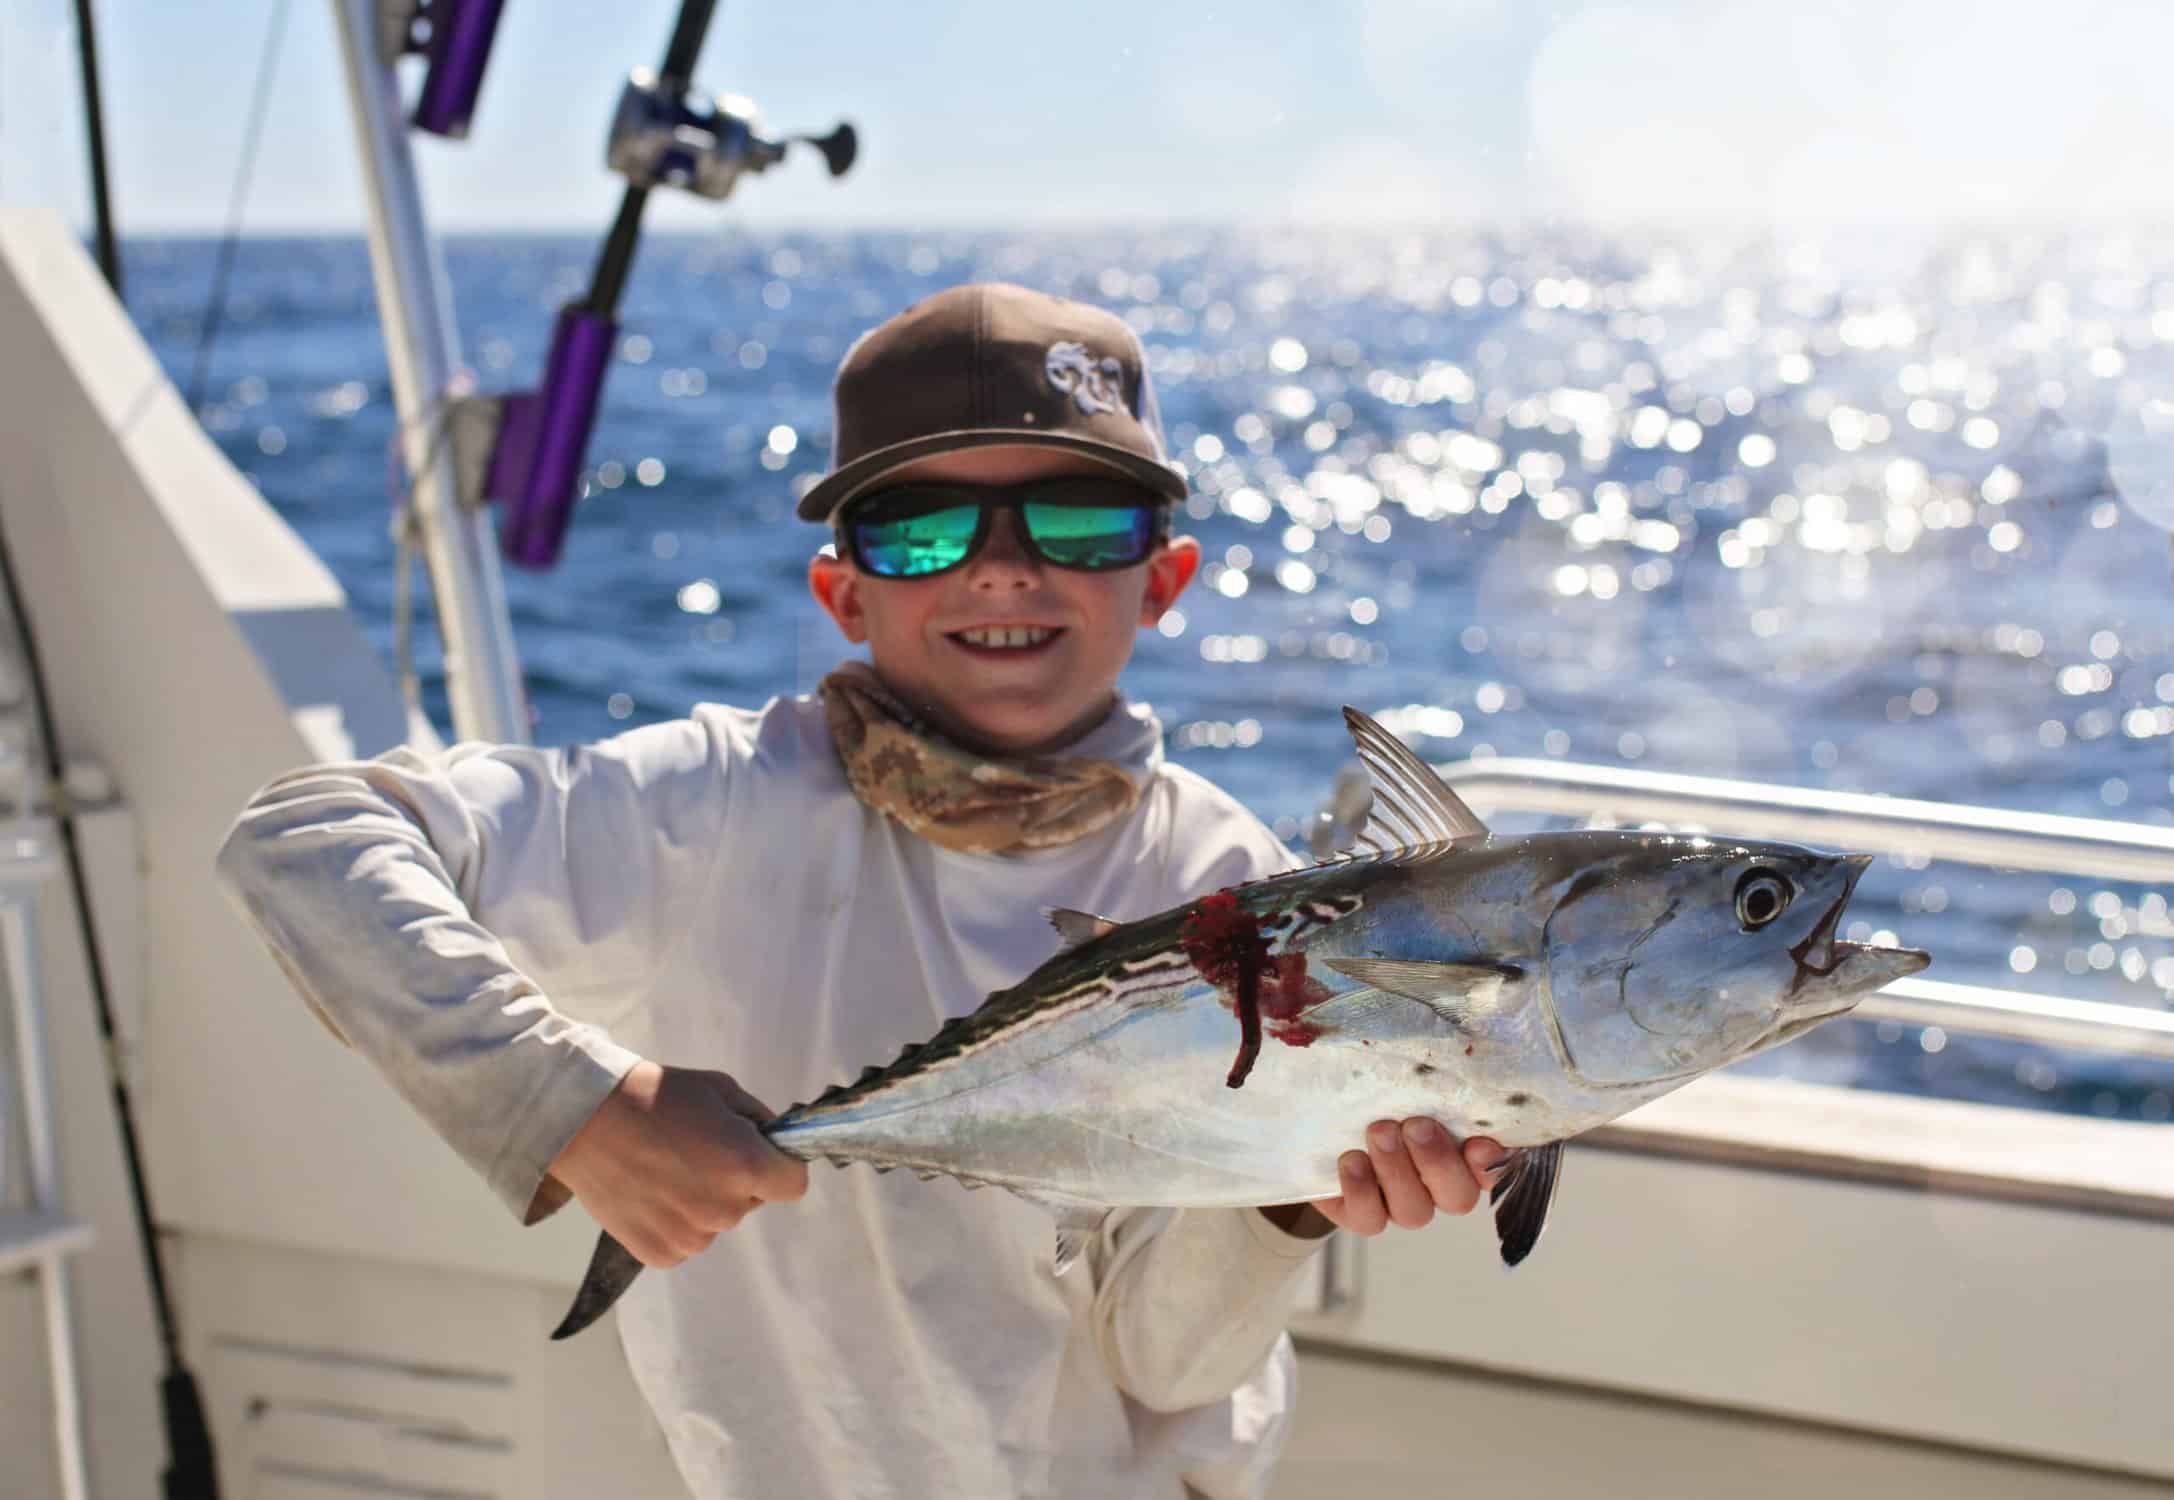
106,214,2174,241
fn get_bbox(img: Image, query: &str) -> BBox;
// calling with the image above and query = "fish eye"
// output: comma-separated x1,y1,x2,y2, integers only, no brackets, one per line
1734,869,1793,930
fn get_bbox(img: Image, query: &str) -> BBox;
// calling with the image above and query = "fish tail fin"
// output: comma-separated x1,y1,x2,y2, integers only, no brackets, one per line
551,1231,645,1340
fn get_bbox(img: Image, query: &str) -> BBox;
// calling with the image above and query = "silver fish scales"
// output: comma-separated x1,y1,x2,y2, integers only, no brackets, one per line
552,707,1928,1338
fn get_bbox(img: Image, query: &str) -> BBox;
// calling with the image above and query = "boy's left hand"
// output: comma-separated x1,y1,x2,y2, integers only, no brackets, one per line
1261,1119,1506,1238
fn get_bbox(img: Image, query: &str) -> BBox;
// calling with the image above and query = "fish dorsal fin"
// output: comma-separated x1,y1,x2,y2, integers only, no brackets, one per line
1491,1140,1564,1267
1342,706,1490,854
1045,906,1121,951
1321,957,1521,1027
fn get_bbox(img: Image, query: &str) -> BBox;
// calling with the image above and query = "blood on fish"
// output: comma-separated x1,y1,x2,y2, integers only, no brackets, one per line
1261,952,1331,1047
1179,891,1263,986
1180,891,1333,1085
1229,1000,1262,1083
1180,892,1267,1086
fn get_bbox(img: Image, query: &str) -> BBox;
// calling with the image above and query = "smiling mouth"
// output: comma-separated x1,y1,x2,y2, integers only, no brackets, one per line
949,625,1063,653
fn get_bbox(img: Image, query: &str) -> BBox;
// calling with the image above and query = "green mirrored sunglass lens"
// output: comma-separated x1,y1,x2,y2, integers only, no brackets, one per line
856,505,979,575
1023,503,1154,567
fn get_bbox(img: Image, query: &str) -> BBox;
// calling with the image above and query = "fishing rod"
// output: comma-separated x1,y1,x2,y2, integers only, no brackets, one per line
71,0,121,295
407,0,857,569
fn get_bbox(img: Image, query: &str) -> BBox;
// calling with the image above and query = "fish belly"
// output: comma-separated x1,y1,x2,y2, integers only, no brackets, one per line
772,983,1568,1207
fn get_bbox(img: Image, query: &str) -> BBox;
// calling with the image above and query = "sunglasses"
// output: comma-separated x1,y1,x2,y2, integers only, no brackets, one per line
837,478,1171,579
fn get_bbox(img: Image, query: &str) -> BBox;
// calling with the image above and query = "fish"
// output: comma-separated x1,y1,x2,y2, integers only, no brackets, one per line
550,706,1929,1339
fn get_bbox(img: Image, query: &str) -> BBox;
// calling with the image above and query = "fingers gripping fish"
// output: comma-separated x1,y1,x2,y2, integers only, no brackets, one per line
552,707,1929,1339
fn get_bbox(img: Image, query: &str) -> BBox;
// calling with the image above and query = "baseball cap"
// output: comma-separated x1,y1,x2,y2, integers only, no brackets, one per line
796,282,1187,523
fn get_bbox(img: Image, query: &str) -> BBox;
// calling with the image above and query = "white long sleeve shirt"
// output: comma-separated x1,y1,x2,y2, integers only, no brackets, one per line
217,691,1322,1499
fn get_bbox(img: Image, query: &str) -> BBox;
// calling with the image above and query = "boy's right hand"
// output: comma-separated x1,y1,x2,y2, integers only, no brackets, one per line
548,1060,809,1268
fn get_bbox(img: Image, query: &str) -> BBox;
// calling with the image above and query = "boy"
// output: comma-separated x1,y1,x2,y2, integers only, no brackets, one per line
219,283,1502,1498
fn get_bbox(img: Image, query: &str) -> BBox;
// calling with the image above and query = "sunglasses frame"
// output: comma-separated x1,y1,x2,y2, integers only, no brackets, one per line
836,477,1173,579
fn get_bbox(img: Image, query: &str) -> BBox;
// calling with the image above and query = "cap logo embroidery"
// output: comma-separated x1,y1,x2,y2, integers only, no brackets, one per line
1045,342,1126,416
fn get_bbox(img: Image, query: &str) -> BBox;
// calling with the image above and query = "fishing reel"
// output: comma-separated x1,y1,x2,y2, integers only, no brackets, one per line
607,68,856,200
414,0,863,568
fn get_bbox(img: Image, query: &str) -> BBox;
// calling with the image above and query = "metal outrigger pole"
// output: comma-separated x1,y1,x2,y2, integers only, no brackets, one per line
328,0,529,745
327,0,855,742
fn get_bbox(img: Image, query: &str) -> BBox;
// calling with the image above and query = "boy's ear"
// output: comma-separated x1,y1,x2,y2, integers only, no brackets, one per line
1138,534,1201,628
809,551,869,644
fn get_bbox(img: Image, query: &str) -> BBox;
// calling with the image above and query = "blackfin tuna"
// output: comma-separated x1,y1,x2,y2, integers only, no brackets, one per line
553,706,1927,1338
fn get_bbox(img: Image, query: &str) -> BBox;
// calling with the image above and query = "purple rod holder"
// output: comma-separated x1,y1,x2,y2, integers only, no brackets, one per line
411,0,508,139
489,305,618,570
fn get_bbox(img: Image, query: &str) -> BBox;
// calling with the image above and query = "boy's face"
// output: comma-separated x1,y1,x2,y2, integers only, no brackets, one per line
809,445,1200,756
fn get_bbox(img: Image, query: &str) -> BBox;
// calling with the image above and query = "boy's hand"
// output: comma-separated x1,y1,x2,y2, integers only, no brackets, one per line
1261,1119,1505,1238
549,1060,809,1268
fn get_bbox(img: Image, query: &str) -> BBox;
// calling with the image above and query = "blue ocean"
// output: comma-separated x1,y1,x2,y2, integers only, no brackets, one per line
122,230,2173,1119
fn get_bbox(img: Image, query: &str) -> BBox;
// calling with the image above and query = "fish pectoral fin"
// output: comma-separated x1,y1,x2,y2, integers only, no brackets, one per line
1320,957,1522,1026
1491,1140,1564,1268
1010,1189,1114,1275
1341,706,1491,854
1051,1216,1105,1276
1045,906,1123,950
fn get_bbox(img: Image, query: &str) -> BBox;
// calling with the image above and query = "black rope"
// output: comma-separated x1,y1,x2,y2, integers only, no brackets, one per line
0,519,220,1495
58,1,223,1491
71,0,121,296
185,0,294,414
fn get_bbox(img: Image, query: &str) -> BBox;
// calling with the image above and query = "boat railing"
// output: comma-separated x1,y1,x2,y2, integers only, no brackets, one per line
1434,756,2174,1063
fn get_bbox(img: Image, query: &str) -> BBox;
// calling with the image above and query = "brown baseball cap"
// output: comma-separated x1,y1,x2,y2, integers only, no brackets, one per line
796,281,1188,523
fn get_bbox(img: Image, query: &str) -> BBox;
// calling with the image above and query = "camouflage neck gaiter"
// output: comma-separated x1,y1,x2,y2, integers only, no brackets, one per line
818,661,1141,855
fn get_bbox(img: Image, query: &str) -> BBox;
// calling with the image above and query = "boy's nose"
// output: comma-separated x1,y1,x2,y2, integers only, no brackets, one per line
965,508,1039,586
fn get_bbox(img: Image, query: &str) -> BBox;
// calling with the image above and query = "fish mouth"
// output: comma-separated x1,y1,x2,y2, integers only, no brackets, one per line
1776,853,1929,1038
1766,943,1930,1050
1788,853,1868,984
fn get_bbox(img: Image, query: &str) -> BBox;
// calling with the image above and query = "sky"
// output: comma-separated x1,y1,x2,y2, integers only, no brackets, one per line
6,0,2174,234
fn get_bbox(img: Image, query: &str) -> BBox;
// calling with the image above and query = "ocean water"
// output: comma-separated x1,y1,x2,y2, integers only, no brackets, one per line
121,229,2174,1119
